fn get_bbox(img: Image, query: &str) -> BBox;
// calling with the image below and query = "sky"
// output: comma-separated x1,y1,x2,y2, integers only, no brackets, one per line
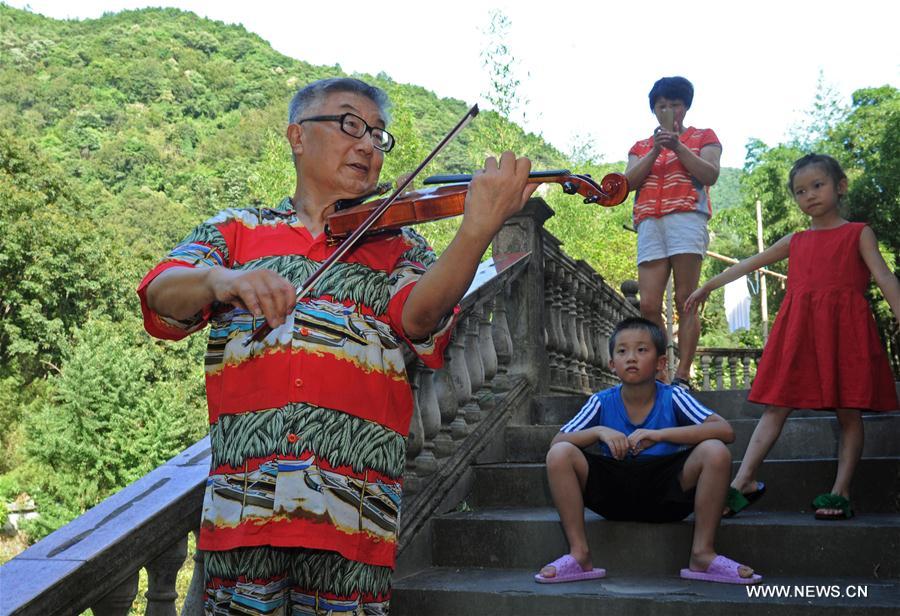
6,0,899,169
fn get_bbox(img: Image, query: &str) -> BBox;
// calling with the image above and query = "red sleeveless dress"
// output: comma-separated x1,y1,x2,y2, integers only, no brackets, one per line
748,222,898,411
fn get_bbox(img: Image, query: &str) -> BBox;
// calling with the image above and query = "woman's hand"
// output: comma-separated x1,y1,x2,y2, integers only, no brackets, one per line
653,128,681,152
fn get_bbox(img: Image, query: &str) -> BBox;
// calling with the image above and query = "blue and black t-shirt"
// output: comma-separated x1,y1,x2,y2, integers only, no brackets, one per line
561,382,713,457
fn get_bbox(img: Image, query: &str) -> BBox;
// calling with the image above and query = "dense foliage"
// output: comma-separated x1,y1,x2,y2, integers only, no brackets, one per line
0,5,895,549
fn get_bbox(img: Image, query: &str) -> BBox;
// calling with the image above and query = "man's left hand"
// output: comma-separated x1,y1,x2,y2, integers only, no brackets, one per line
460,151,537,239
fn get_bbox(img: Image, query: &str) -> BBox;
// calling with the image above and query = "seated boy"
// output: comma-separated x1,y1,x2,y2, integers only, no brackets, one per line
535,317,761,585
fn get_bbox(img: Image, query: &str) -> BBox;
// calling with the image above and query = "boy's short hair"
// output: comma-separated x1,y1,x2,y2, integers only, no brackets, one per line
608,317,667,357
648,76,694,110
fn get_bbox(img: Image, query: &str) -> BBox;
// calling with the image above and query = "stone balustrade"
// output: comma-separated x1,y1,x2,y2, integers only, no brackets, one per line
696,347,763,391
541,232,639,395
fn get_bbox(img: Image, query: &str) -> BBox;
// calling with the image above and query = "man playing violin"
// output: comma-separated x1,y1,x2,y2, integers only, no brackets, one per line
138,77,535,614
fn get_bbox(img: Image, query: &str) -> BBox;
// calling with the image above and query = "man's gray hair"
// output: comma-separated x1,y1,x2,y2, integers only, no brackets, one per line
287,77,391,125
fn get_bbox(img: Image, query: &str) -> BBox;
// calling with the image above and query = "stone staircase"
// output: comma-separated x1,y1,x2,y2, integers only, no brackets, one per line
392,390,900,615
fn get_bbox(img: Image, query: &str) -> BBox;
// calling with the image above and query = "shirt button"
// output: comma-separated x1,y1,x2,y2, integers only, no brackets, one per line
287,433,298,443
294,378,303,388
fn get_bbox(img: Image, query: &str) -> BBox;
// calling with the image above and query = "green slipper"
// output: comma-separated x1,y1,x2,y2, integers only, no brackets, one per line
724,487,749,517
723,482,766,518
812,493,853,520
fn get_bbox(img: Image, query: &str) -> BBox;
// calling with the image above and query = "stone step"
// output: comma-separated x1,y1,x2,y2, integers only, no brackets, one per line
393,568,900,616
530,391,900,425
505,414,900,463
469,458,900,513
430,508,900,578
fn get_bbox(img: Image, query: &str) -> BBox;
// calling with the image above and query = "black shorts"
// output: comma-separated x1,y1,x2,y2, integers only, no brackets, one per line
582,448,696,523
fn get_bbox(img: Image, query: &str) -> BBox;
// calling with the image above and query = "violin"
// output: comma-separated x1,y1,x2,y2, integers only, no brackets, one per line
325,170,629,240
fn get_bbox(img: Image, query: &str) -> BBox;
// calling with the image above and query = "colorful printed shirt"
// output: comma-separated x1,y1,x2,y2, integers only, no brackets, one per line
560,382,713,457
629,127,721,226
137,197,456,569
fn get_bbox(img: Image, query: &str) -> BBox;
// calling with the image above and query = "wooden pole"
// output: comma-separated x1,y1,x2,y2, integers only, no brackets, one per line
756,199,769,342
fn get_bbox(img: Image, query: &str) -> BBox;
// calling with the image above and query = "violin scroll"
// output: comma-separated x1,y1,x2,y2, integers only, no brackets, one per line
553,172,628,206
591,172,629,206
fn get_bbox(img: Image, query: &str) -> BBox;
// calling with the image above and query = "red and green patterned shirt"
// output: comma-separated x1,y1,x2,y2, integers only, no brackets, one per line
629,126,721,226
137,197,456,568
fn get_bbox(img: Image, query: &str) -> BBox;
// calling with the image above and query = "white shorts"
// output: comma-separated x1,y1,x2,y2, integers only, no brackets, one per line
636,211,709,264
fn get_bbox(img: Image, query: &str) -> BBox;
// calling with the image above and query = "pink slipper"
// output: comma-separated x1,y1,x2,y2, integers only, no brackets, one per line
680,555,762,585
534,554,606,584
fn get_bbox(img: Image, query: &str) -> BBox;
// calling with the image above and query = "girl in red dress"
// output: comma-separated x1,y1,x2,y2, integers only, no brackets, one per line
685,154,900,520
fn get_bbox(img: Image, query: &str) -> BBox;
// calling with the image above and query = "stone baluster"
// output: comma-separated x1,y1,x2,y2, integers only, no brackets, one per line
572,275,590,393
742,356,752,388
598,293,614,384
414,364,440,475
715,356,725,391
92,571,139,616
728,355,739,390
477,299,498,411
569,272,581,383
180,532,204,616
433,360,461,455
562,268,581,390
544,258,564,387
550,261,570,389
491,289,513,392
145,535,188,616
447,325,473,435
404,365,426,493
701,354,712,391
588,295,604,390
542,258,556,355
580,284,597,391
406,364,424,462
463,310,487,423
555,266,571,387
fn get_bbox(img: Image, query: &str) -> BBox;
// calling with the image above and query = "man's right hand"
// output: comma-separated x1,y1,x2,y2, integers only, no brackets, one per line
207,267,296,329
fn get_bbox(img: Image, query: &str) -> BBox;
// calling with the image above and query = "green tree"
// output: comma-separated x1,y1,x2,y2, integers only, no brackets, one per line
837,86,900,255
17,315,206,540
0,130,132,383
834,86,900,371
470,10,540,163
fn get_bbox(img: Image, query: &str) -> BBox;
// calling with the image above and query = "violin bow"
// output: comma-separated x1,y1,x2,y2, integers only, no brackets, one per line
244,103,480,346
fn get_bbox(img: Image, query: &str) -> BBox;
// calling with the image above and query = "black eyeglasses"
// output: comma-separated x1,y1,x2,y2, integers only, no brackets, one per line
298,112,395,152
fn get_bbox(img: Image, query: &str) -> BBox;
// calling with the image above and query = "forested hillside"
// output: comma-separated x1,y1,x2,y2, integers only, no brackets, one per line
1,4,896,548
